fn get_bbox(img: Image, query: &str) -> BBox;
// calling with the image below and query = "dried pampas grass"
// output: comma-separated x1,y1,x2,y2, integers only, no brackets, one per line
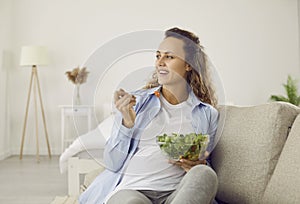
65,67,89,84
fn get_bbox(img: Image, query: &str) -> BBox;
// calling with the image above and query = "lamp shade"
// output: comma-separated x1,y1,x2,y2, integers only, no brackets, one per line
20,46,49,66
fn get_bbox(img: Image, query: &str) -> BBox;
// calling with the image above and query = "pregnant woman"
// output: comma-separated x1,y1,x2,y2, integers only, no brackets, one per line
79,27,219,204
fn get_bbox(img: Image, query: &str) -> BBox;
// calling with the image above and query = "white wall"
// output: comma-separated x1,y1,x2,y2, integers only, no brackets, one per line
0,0,12,159
5,0,300,156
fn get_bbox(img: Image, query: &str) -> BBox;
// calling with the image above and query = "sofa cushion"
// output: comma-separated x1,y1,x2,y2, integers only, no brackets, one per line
262,114,300,204
211,102,300,204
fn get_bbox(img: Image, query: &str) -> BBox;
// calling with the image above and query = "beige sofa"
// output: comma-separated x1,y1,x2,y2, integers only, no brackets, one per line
212,102,300,204
78,102,300,204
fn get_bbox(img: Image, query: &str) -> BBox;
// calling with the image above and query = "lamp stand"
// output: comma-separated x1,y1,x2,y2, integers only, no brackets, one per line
20,65,51,162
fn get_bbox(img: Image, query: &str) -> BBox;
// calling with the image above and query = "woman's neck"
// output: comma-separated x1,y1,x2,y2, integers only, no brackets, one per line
161,85,189,105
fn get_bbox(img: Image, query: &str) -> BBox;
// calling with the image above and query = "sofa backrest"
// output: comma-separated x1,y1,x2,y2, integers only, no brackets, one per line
211,102,300,204
262,114,300,204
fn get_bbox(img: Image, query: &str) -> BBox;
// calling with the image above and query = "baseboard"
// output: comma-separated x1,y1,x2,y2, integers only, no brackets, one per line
10,147,62,156
0,151,11,160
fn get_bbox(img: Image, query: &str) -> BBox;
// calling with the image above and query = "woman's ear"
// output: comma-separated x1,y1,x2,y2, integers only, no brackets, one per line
185,63,192,71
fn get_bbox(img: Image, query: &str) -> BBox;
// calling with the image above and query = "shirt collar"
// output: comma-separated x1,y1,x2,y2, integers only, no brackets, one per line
145,86,161,95
189,89,208,107
145,85,208,107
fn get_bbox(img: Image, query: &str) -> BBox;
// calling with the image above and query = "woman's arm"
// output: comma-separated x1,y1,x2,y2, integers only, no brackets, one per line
103,111,135,172
206,107,219,153
103,89,138,172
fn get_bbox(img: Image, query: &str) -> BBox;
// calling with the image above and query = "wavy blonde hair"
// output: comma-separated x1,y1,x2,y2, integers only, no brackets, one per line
145,27,218,107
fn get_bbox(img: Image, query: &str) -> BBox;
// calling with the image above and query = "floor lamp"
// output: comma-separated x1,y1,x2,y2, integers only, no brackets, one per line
19,46,51,161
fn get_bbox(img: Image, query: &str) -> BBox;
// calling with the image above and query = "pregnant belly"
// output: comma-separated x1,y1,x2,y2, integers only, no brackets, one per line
123,146,183,176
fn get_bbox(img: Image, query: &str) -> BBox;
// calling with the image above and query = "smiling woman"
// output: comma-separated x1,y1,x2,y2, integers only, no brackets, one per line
155,38,189,98
79,27,219,204
146,27,217,107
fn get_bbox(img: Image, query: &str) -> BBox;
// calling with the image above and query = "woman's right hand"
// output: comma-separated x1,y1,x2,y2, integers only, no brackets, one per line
114,89,136,128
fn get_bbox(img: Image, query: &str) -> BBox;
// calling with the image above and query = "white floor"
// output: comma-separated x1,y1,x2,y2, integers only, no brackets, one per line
0,155,67,204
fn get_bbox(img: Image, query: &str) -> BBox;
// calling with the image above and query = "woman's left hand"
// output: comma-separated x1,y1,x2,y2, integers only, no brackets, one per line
170,158,207,172
170,151,210,172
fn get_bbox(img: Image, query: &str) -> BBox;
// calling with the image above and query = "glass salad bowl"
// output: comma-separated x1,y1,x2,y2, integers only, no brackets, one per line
156,133,209,161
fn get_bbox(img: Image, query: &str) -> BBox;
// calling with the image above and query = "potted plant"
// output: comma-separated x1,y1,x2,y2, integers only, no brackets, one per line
270,75,300,106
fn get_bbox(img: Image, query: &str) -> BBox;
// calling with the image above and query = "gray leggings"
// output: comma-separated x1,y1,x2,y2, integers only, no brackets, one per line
107,165,218,204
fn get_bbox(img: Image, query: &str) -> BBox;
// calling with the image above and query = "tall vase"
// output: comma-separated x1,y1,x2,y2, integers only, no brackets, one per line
74,84,82,105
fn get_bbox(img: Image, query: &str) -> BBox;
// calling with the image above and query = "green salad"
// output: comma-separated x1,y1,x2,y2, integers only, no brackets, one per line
156,133,209,161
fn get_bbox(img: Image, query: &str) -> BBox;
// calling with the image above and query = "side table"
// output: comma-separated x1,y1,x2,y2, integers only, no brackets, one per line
59,105,93,153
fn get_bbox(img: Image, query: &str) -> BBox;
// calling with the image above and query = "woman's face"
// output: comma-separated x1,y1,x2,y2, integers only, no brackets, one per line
155,37,190,86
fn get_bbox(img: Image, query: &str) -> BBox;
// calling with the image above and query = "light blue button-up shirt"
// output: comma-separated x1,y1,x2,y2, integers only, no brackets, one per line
79,86,219,204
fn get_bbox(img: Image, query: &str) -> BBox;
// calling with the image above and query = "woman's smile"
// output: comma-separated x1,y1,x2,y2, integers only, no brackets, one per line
158,69,169,75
